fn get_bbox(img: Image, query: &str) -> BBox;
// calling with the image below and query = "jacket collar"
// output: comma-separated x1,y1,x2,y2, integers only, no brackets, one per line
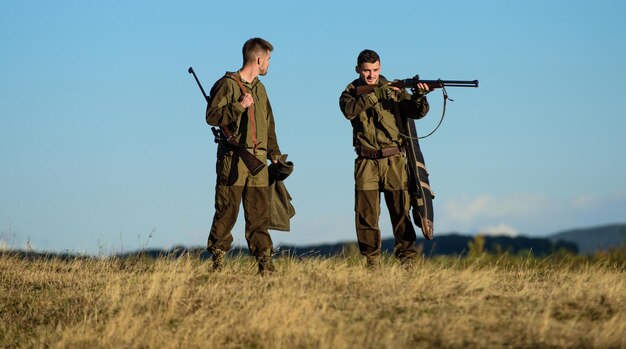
226,71,259,89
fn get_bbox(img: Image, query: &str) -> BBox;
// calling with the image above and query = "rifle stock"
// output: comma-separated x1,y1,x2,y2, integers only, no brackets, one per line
188,66,266,176
211,127,265,176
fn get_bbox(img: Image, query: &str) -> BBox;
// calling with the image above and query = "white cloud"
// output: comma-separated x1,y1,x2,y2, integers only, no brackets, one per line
570,194,601,209
440,192,550,224
437,190,626,236
479,223,519,237
570,191,626,210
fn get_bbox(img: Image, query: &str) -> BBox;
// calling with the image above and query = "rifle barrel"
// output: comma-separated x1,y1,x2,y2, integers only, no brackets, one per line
188,66,210,102
402,79,479,87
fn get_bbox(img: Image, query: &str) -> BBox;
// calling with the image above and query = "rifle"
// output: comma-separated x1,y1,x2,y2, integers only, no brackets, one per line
188,67,265,176
356,76,478,95
356,75,478,141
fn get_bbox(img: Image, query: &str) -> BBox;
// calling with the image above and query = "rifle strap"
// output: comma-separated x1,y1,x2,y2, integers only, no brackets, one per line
381,86,451,141
230,72,257,155
418,84,451,139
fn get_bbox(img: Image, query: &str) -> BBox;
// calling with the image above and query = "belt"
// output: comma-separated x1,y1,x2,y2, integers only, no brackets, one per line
356,146,402,159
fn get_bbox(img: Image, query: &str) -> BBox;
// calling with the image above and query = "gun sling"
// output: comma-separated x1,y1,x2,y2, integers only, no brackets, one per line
229,73,258,155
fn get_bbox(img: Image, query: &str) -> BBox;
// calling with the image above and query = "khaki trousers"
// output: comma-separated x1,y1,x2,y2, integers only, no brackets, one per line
207,150,273,257
354,154,417,260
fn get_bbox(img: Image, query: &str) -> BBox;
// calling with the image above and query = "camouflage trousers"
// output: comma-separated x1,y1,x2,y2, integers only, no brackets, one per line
207,150,273,257
354,154,418,260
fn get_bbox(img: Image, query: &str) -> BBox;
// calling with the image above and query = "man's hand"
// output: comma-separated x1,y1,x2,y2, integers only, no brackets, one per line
239,93,254,108
413,82,430,96
373,83,400,100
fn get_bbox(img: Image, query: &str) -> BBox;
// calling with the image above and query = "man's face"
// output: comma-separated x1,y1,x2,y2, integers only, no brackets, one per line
258,50,271,76
356,61,380,85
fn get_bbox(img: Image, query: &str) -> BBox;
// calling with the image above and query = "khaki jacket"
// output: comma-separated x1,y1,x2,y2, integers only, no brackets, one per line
268,154,295,231
339,76,429,150
206,71,281,160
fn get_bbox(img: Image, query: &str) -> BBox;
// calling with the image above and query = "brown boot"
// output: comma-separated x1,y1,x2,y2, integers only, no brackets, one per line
366,255,381,269
211,249,226,272
399,257,415,271
256,249,276,275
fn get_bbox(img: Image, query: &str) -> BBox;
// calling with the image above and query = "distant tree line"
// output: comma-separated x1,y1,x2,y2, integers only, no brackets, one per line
278,234,578,258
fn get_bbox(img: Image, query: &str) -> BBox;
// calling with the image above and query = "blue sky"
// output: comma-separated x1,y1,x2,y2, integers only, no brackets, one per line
1,0,625,254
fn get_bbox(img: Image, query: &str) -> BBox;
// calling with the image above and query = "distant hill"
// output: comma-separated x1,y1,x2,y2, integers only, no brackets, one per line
549,223,626,254
277,233,578,258
285,223,626,257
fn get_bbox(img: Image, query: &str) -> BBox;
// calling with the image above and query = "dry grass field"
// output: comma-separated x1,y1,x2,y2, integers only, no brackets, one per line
1,249,625,349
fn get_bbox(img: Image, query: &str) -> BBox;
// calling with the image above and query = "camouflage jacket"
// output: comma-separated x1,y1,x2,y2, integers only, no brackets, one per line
339,76,429,150
206,71,281,160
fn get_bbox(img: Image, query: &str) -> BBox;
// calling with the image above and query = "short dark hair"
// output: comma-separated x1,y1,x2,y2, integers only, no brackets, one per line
357,49,380,66
242,37,273,64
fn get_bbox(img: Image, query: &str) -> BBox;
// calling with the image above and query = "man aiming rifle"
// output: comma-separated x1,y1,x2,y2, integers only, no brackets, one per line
339,49,432,269
353,76,478,243
340,48,478,269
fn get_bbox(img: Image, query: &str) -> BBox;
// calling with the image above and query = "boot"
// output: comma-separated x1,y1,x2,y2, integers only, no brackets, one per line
366,254,381,269
211,249,226,272
256,249,276,275
399,257,415,271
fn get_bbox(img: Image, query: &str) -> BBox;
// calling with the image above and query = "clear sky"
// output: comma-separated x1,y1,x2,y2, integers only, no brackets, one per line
1,0,625,254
